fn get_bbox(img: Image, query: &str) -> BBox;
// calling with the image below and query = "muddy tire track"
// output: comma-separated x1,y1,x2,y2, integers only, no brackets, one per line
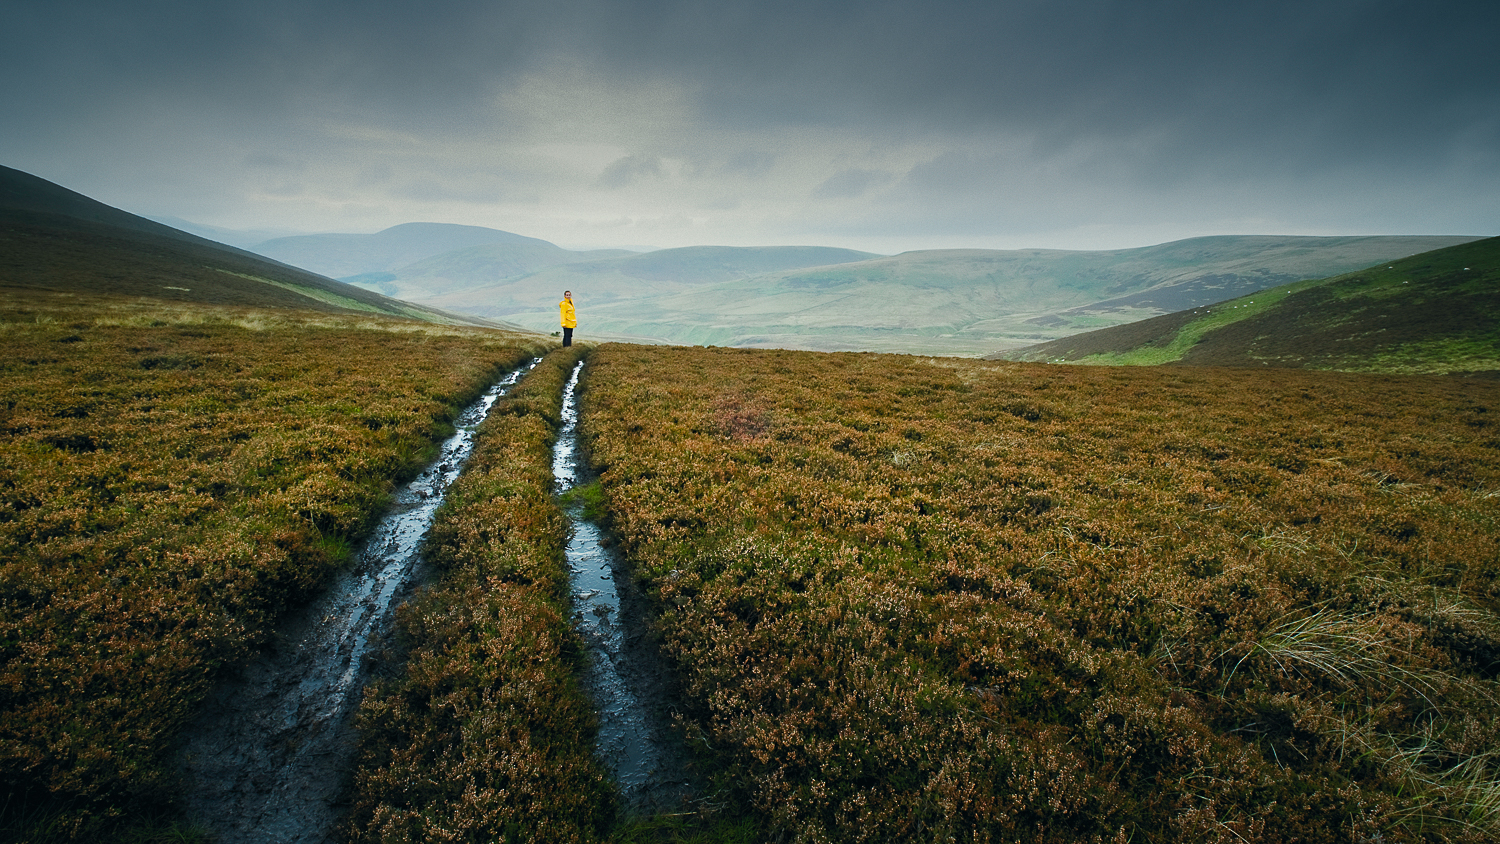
174,362,536,844
555,360,701,815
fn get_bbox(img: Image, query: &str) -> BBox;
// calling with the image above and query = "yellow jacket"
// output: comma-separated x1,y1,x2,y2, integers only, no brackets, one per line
560,298,576,329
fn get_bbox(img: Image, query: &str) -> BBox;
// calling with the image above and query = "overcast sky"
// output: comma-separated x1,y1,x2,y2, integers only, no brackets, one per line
3,0,1496,253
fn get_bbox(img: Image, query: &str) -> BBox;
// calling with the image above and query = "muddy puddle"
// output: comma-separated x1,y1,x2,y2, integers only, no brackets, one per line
175,361,537,844
554,361,699,814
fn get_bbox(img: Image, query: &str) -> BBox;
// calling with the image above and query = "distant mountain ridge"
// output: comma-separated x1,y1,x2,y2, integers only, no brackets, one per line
412,244,885,340
474,235,1478,355
251,222,566,278
0,165,507,326
9,164,1485,356
280,226,1476,356
146,216,304,250
995,236,1500,376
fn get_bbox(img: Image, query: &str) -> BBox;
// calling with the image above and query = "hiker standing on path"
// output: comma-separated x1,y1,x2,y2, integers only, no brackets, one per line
560,290,576,347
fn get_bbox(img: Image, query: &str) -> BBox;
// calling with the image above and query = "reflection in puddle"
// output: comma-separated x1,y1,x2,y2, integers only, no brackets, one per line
177,361,537,844
554,360,697,812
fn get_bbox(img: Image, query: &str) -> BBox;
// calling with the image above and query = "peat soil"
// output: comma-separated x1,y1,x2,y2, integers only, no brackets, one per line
554,361,702,815
174,361,537,844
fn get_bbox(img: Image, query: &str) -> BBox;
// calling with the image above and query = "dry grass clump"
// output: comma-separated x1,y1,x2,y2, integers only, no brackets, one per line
346,346,616,843
0,298,546,841
580,344,1500,843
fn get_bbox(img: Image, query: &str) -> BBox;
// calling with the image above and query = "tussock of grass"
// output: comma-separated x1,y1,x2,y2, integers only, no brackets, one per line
561,481,609,521
1222,606,1445,706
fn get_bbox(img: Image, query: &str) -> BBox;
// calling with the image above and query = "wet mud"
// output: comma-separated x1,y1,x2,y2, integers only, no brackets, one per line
554,361,701,814
174,362,536,844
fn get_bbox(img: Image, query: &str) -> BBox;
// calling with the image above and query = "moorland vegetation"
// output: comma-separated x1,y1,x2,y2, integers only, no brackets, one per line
6,163,1498,842
0,292,546,841
581,344,1500,843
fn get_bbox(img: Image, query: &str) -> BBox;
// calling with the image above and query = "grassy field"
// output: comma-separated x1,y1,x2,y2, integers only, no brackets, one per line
581,344,1500,843
0,292,547,841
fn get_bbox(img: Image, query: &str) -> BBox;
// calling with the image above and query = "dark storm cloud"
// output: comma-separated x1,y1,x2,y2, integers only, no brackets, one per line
5,1,541,128
578,0,1500,175
2,0,1495,247
596,155,667,190
814,169,892,200
10,0,1495,149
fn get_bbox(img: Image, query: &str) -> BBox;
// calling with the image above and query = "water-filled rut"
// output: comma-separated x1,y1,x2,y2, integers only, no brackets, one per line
175,362,535,844
554,361,698,814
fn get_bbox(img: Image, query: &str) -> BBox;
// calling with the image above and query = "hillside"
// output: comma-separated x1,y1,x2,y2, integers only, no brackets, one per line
0,166,504,325
477,236,1479,355
998,236,1500,375
251,222,600,280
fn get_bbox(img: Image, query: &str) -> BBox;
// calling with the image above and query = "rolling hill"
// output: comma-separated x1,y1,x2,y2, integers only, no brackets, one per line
995,236,1500,375
475,236,1478,355
0,165,506,326
12,162,1482,357
343,238,641,302
249,222,629,281
414,244,883,332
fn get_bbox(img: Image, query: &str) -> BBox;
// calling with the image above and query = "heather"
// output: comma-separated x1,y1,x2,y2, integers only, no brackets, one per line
581,344,1500,843
346,346,616,843
0,296,545,840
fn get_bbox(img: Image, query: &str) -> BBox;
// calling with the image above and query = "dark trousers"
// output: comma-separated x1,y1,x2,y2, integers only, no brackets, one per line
562,327,573,347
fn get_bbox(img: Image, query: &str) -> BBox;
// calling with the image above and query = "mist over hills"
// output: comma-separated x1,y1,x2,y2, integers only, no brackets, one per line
414,244,885,331
996,236,1500,376
238,215,1473,355
252,223,581,279
146,216,305,250
0,165,507,327
8,163,1486,358
478,236,1475,355
243,225,881,319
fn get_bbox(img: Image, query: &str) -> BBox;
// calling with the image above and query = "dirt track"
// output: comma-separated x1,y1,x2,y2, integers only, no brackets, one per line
174,365,532,844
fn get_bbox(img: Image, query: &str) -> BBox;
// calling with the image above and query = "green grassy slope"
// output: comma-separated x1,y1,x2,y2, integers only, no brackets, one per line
490,236,1478,355
1001,236,1500,375
0,166,504,326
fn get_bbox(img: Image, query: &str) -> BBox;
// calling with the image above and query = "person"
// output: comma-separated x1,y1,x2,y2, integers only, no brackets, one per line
559,290,576,347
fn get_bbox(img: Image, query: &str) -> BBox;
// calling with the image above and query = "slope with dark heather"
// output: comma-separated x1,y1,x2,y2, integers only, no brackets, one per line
0,165,501,325
997,236,1500,375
